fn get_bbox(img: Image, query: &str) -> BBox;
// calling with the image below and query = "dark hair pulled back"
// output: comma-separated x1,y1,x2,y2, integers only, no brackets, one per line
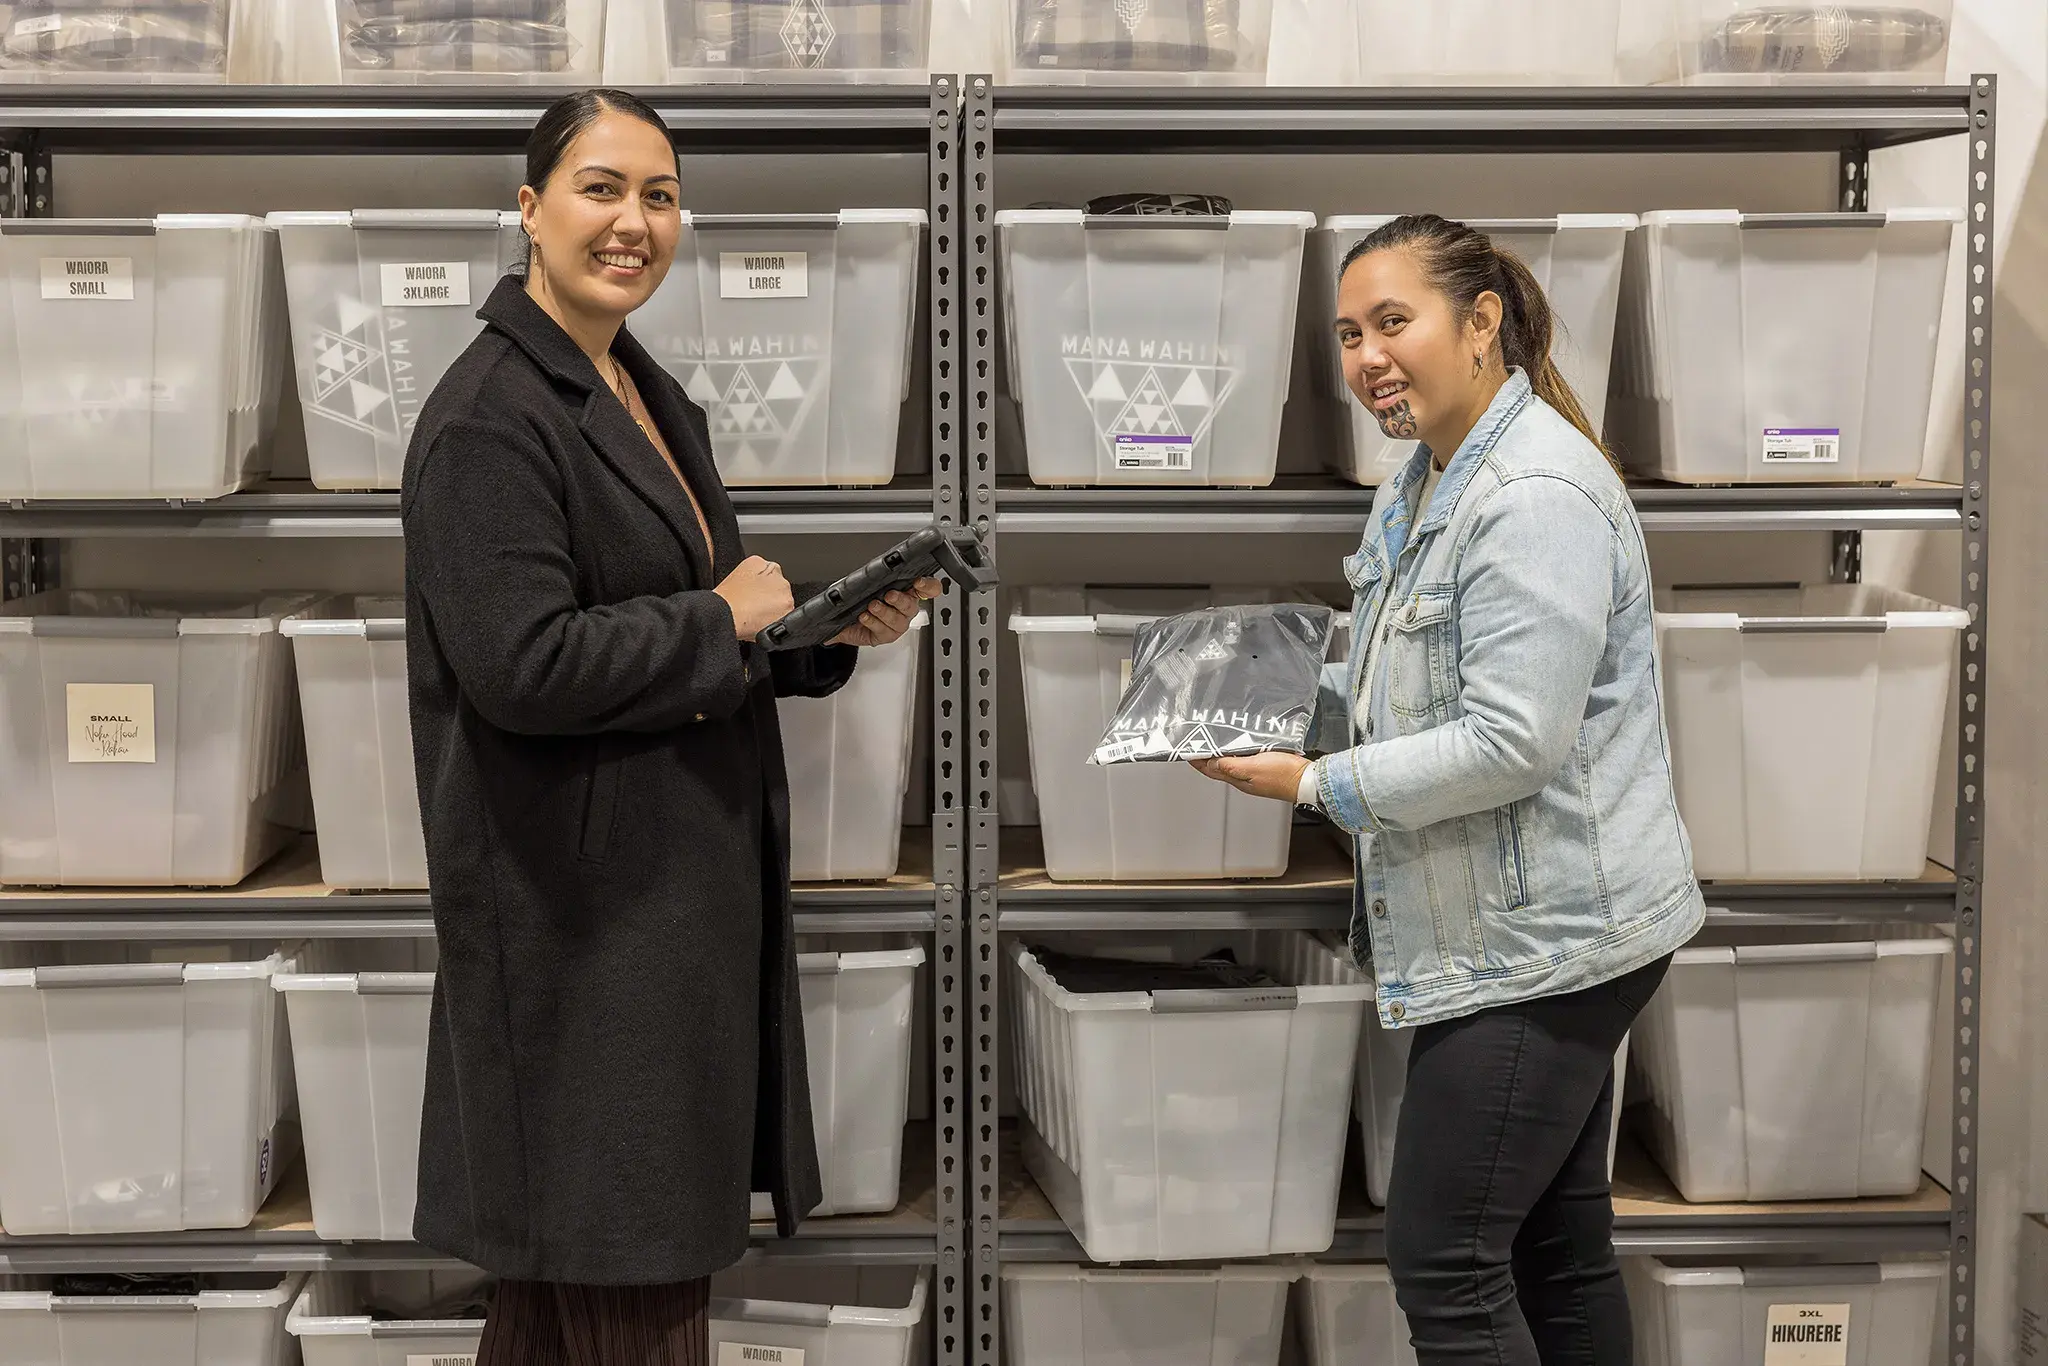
525,88,675,191
1339,213,1613,466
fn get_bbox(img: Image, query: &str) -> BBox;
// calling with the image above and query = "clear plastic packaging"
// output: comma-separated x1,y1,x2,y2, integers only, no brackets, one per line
653,0,931,81
322,0,604,82
0,0,232,81
1674,1,1951,82
1003,0,1271,82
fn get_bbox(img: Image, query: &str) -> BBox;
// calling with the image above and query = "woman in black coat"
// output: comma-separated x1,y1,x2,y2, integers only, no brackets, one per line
401,89,939,1364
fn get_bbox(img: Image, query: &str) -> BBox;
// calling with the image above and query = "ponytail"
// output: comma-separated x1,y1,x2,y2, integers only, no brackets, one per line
1338,214,1621,475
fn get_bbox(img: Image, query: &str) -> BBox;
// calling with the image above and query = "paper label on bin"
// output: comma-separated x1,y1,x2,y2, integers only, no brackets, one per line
1114,433,1193,471
406,1356,477,1366
1120,657,1133,692
1761,427,1841,464
718,1345,805,1366
720,252,809,300
1765,1304,1851,1366
40,257,133,301
12,14,61,36
65,683,155,763
380,262,471,308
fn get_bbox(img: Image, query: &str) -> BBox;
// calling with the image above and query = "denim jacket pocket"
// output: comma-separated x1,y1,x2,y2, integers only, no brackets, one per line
1386,590,1455,721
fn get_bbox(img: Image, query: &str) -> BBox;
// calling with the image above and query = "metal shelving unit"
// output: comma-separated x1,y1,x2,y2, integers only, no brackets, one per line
959,75,1995,1366
0,78,970,1359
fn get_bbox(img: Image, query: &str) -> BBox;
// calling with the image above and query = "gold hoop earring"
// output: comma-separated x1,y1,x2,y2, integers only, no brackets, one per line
1473,353,1484,376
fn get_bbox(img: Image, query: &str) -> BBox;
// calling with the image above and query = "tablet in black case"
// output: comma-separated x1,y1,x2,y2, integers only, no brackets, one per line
756,523,999,652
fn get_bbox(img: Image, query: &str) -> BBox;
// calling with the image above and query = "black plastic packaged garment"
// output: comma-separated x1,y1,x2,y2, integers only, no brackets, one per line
1027,945,1280,994
1090,602,1335,766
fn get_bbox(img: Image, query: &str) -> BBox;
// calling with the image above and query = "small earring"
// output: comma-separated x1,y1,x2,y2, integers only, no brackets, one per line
1472,353,1483,376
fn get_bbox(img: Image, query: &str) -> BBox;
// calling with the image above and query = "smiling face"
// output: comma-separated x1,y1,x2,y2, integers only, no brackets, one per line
519,106,681,329
1335,243,1503,455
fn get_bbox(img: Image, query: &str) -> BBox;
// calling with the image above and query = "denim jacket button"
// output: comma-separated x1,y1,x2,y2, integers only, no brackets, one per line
1389,1002,1406,1021
1371,899,1387,919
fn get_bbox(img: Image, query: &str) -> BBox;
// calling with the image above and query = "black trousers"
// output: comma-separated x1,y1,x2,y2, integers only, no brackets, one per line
1383,953,1672,1366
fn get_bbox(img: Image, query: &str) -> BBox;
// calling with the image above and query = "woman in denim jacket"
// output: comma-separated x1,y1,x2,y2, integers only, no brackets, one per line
1196,214,1705,1366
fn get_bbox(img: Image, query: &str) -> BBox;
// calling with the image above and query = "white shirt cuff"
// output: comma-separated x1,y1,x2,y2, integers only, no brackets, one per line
1296,761,1323,809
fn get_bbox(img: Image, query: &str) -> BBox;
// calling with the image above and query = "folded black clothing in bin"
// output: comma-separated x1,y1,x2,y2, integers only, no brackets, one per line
347,0,565,18
1014,0,1244,72
0,5,223,69
1084,192,1234,218
1090,602,1335,766
668,0,924,72
52,1273,205,1297
342,18,577,71
1701,5,1946,73
1028,945,1280,994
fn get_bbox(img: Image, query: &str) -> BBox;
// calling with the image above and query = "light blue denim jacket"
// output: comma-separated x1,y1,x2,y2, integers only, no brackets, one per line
1310,369,1705,1029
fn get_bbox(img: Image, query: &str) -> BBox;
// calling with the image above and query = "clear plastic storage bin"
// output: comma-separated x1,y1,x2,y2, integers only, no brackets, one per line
0,215,285,499
0,1273,307,1366
1010,587,1308,882
281,599,423,892
1654,584,1967,882
287,1271,493,1366
637,0,933,81
784,615,923,881
634,210,923,487
0,941,303,1235
1001,1265,1294,1366
1609,209,1960,485
1295,1264,1415,1366
1671,0,1952,83
0,0,236,82
1627,1258,1944,1366
1351,0,1626,84
998,209,1313,486
1002,0,1274,84
1632,935,1950,1202
315,0,606,83
1309,215,1635,486
1008,931,1373,1262
271,210,524,491
0,591,310,888
800,946,925,1215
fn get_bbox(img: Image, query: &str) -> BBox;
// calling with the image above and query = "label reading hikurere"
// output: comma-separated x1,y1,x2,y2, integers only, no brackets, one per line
719,251,809,300
40,257,133,301
406,1356,477,1366
1764,1304,1851,1366
380,262,471,308
1114,433,1194,471
717,1345,805,1366
1761,427,1841,464
65,683,156,764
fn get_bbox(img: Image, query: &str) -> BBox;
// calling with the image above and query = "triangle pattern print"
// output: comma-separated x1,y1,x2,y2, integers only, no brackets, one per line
699,358,827,459
305,302,397,439
1064,356,1238,456
780,0,837,67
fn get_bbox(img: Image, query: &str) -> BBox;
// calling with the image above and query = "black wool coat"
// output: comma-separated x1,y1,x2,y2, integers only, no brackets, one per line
401,275,850,1286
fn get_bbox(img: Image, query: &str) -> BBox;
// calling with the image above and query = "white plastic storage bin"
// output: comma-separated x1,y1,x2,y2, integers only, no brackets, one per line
1001,1265,1293,1366
1008,931,1373,1262
274,965,433,1243
1308,215,1635,486
1002,0,1274,84
0,941,303,1235
0,214,285,499
1351,0,1626,84
0,1273,307,1366
800,946,926,1215
999,209,1312,487
1626,1258,1944,1366
310,0,606,83
0,591,310,888
281,599,423,891
0,0,236,82
1671,0,1952,83
288,1272,493,1366
1654,584,1967,882
1355,1010,1629,1207
1631,936,1950,1202
1609,209,1959,485
784,614,923,880
1295,1264,1415,1366
632,0,933,81
634,210,922,487
271,210,524,491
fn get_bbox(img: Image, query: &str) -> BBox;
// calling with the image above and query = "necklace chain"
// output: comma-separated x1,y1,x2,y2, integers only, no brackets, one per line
606,354,647,433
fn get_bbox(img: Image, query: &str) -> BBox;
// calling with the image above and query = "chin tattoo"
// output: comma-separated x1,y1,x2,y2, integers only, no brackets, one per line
1376,398,1420,439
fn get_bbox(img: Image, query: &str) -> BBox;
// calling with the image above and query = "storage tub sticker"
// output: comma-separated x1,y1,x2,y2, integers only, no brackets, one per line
719,251,809,299
40,257,134,301
65,683,155,764
659,332,826,464
303,295,421,445
1764,1304,1850,1366
1062,335,1238,468
1761,427,1841,464
718,1345,804,1366
380,262,471,308
407,1357,477,1366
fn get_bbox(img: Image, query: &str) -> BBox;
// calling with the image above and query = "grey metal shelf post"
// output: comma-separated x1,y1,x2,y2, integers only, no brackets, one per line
958,77,1995,1366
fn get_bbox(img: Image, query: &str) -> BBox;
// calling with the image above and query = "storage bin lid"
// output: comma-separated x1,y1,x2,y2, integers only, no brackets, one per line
288,1277,491,1336
681,209,927,229
0,1273,305,1312
1002,1264,1299,1284
0,591,312,637
1,214,262,235
274,971,435,995
282,596,406,640
798,947,927,975
1638,1258,1941,1288
1642,208,1963,229
1321,214,1638,233
266,209,506,230
994,208,1316,229
1653,583,1969,632
712,1267,930,1329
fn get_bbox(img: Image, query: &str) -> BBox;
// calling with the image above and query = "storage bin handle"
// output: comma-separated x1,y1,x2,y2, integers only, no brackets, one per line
31,615,178,638
35,963,185,989
357,972,435,995
368,1320,488,1338
1150,987,1299,1013
2,220,154,236
350,209,504,230
1083,214,1231,231
689,214,840,231
1740,1264,1885,1287
51,1297,197,1312
364,619,407,642
1737,617,1888,634
1740,213,1887,230
1091,614,1156,637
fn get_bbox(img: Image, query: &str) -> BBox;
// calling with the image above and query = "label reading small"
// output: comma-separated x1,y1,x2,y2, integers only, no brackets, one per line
719,251,809,300
1761,427,1841,464
717,1345,805,1366
1764,1304,1851,1366
40,257,133,301
66,683,156,764
13,14,62,36
1114,433,1194,472
380,262,471,308
405,1356,478,1366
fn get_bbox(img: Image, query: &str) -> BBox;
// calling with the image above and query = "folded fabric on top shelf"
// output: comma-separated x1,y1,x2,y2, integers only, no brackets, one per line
1013,0,1243,73
667,0,923,71
0,3,223,70
1701,5,1947,73
340,15,576,70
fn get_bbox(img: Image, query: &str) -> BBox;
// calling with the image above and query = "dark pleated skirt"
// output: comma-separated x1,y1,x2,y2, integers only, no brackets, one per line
476,1277,711,1366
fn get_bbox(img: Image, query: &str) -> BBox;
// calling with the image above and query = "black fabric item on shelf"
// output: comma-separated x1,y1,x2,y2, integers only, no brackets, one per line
348,0,565,18
1013,0,1242,74
1083,192,1233,217
1701,5,1946,73
0,5,223,70
665,0,921,72
365,1280,498,1322
342,17,576,71
51,1274,205,1297
1092,602,1334,765
1028,945,1281,994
